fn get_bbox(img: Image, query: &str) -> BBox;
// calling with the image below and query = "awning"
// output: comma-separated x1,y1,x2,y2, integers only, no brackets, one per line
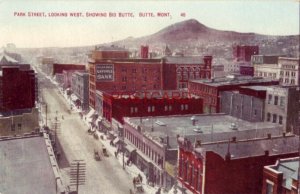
125,144,136,153
113,137,121,145
71,94,78,101
86,109,95,118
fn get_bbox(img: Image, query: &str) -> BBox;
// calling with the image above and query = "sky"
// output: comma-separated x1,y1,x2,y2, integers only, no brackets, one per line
0,0,299,48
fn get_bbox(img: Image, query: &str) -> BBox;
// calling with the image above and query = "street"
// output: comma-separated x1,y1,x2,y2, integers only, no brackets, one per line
39,72,133,194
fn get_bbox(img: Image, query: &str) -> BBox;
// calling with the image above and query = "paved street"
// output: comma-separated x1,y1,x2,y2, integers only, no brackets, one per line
39,72,132,194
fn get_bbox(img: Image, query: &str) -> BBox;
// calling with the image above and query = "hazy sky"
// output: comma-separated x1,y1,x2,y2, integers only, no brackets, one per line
0,0,299,48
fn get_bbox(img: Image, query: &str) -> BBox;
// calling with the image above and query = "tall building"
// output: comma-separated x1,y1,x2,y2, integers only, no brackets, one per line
88,46,163,108
233,45,259,62
0,65,36,111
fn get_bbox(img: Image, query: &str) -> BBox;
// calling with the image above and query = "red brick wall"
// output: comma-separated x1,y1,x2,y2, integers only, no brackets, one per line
188,80,279,113
94,62,163,92
204,151,298,194
106,97,203,123
1,67,35,111
262,167,283,194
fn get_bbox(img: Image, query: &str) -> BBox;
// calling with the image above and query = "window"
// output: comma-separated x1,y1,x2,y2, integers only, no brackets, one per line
18,124,22,130
122,76,127,82
11,124,15,131
268,94,272,104
254,109,257,116
279,116,283,125
285,71,289,76
272,114,277,123
121,67,127,72
280,97,285,107
169,105,172,111
164,105,168,111
280,71,283,76
148,106,151,112
121,85,126,90
185,104,188,110
291,79,295,85
132,68,137,73
134,107,138,113
291,72,296,77
267,113,271,122
266,180,274,194
274,96,278,105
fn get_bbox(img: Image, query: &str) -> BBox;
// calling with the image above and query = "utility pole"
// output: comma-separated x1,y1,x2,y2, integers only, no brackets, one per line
45,103,48,126
70,160,86,194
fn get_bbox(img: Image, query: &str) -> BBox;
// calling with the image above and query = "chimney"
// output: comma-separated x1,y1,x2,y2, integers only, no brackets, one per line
166,135,169,146
195,140,201,148
264,150,269,156
231,136,237,142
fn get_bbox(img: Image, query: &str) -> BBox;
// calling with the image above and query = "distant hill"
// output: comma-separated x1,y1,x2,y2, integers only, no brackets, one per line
18,19,299,63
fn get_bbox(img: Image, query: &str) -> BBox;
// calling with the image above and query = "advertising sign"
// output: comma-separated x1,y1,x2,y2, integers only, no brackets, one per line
96,64,114,82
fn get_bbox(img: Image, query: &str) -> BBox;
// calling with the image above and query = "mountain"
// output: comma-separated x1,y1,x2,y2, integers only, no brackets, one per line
109,19,299,57
18,19,299,63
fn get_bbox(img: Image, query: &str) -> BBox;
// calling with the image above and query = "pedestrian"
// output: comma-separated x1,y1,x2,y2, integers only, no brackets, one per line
155,188,161,194
138,173,143,182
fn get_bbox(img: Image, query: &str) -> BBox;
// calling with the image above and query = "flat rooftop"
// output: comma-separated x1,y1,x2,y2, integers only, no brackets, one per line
0,135,57,194
124,114,283,149
239,85,270,91
194,135,298,160
266,157,299,190
190,76,276,87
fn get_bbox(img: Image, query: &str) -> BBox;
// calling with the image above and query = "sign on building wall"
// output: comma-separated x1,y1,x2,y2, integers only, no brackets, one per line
96,64,114,82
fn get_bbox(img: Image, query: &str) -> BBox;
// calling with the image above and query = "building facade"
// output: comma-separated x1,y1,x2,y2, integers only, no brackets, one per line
0,108,39,137
262,157,299,194
278,57,300,86
123,113,284,192
233,45,259,62
0,65,36,112
264,86,300,133
94,90,203,123
177,134,298,194
163,56,212,89
71,71,89,111
188,75,279,113
220,86,267,122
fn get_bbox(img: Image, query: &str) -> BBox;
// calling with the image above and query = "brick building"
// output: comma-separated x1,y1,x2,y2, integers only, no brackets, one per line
163,56,212,89
177,134,298,194
88,45,164,108
188,75,279,113
240,64,254,76
71,71,89,111
262,157,299,194
123,113,283,191
233,45,259,62
88,45,213,108
0,65,36,112
140,45,149,59
94,90,203,124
